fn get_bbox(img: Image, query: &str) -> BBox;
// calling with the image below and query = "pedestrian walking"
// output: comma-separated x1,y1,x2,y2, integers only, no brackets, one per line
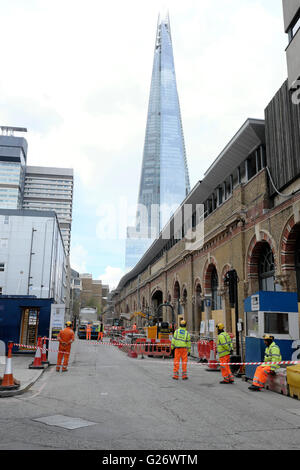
248,335,282,392
216,323,234,384
171,319,191,380
56,321,75,372
86,323,92,341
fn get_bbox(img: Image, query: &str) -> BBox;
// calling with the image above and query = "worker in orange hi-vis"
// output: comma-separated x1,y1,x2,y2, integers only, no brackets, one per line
133,323,137,331
86,323,92,341
56,321,75,372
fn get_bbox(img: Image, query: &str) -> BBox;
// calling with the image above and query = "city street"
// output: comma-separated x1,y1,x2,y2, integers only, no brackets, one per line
1,339,300,450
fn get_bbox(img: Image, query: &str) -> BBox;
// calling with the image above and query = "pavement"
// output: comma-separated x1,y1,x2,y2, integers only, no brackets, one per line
0,354,49,398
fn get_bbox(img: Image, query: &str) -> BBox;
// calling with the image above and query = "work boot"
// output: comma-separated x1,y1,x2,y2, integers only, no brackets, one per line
62,368,68,372
172,376,179,380
182,376,188,380
248,385,261,391
219,380,231,384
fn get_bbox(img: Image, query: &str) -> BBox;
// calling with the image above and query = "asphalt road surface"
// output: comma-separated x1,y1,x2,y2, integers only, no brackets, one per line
1,338,300,450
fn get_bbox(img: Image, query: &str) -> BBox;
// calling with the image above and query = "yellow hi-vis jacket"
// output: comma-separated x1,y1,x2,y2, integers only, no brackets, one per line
264,342,282,371
171,328,191,352
217,331,233,358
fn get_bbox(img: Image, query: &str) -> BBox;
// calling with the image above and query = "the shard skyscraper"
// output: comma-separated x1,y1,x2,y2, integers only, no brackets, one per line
125,13,190,270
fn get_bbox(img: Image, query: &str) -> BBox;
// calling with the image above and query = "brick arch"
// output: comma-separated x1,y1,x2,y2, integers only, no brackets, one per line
194,277,202,291
280,216,300,272
151,286,163,297
203,257,218,295
221,264,232,288
246,231,277,294
173,278,181,300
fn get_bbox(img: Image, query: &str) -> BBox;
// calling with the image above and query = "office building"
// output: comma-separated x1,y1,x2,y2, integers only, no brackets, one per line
0,127,28,209
125,14,190,269
282,0,300,89
0,209,66,303
23,166,73,255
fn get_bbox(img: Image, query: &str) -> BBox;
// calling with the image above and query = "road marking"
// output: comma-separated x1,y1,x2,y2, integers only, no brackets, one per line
19,366,55,400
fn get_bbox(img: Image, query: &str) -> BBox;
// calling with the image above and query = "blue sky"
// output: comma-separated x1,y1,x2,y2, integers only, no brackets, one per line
0,0,288,288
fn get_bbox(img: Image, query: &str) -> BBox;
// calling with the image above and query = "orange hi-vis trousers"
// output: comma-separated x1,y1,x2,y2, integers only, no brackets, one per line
57,346,71,370
220,355,234,382
173,348,188,378
86,330,91,340
97,332,103,341
252,365,272,389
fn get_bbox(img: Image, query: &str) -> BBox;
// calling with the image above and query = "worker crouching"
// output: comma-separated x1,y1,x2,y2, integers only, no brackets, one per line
171,320,191,380
56,321,75,372
216,323,234,384
248,335,282,392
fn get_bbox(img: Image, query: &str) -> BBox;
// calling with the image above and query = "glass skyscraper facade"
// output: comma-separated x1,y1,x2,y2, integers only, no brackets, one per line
125,14,190,270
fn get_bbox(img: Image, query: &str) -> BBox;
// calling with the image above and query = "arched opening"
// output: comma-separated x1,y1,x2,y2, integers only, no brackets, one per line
281,219,300,298
173,281,182,318
211,267,222,310
258,242,278,291
195,283,203,333
248,236,278,294
151,290,163,319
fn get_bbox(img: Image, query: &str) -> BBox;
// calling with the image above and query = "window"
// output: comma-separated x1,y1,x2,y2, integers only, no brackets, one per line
264,313,289,335
211,267,222,310
259,243,278,292
288,12,300,43
0,263,5,272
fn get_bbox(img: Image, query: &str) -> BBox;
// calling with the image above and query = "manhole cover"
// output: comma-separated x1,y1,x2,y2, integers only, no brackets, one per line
33,415,97,430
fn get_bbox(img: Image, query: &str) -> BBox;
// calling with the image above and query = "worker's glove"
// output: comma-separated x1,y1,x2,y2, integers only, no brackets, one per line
230,350,234,355
188,352,190,357
269,370,276,376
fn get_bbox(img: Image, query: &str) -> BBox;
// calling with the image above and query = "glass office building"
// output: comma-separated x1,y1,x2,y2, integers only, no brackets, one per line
125,14,190,269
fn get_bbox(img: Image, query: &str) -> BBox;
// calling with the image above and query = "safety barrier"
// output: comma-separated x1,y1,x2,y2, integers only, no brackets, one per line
207,341,219,371
197,339,214,363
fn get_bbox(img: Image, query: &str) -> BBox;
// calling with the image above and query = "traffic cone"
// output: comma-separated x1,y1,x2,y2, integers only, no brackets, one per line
29,337,45,369
41,337,49,365
0,341,20,390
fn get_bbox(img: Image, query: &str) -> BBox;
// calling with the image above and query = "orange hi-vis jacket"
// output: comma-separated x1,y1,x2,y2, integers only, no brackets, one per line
58,327,75,351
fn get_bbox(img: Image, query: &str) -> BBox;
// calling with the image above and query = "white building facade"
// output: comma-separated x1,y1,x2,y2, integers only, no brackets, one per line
23,166,74,255
0,209,66,303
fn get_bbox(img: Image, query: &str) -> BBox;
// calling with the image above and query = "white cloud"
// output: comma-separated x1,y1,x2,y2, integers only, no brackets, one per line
70,244,88,274
98,266,129,290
